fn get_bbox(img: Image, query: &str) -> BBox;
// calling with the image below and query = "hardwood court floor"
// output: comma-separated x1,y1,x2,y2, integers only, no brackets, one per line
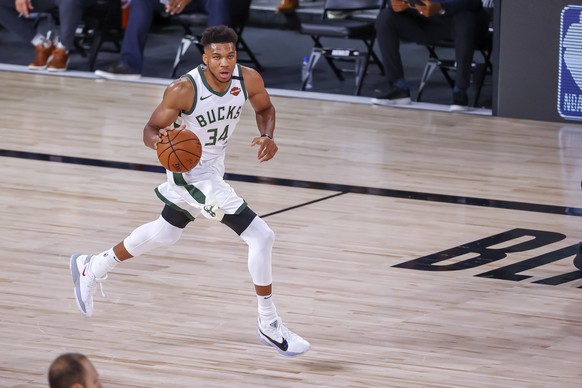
1,71,582,387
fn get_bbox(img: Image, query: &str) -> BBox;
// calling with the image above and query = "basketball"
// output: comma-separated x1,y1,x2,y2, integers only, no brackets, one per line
156,128,202,173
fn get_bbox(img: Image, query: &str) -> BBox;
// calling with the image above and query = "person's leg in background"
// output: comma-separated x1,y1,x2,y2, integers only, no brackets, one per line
47,0,96,71
373,7,440,105
450,10,478,109
95,0,208,80
205,0,231,26
118,0,158,76
450,8,490,109
0,0,56,69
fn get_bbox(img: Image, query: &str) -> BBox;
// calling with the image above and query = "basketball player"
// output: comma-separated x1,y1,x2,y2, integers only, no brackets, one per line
70,25,310,357
48,353,102,388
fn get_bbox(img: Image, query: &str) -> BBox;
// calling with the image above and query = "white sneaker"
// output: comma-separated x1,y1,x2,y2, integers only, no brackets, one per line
257,317,311,357
70,254,106,317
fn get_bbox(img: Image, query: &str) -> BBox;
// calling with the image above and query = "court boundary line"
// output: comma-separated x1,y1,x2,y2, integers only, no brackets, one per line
2,149,581,218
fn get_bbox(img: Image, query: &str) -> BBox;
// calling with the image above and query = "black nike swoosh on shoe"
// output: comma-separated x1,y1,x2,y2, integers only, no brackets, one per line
258,328,289,351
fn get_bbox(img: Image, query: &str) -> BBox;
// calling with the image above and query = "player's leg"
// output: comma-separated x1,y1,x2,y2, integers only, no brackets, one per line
222,208,311,356
70,205,192,317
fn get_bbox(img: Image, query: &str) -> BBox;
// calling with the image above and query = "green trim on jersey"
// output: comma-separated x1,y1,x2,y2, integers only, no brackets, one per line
172,173,206,204
235,201,248,214
237,64,248,101
182,74,197,116
197,66,231,97
155,188,196,221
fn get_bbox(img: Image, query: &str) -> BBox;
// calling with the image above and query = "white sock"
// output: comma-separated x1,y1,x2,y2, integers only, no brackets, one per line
56,41,67,51
257,294,278,324
31,33,45,47
89,248,120,278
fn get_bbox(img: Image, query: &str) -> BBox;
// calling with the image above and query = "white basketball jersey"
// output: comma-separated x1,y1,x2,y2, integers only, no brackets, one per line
179,64,248,175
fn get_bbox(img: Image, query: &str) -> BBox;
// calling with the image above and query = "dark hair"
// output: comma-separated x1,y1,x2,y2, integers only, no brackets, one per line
48,353,87,388
200,25,238,48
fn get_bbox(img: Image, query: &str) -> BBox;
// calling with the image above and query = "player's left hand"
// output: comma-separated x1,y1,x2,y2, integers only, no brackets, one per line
251,136,278,163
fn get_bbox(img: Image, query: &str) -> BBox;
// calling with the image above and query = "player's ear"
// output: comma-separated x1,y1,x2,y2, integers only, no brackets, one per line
202,53,208,66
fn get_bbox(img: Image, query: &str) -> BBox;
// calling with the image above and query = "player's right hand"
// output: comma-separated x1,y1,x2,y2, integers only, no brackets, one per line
153,123,183,150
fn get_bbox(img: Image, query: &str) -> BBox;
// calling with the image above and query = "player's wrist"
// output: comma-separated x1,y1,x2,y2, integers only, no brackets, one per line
261,134,273,140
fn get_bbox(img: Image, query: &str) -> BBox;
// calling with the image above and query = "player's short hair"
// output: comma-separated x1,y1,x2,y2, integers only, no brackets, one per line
200,25,238,48
48,353,88,388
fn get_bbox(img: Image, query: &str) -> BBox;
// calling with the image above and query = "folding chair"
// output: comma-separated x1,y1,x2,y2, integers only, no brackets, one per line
77,0,124,71
171,0,262,77
298,0,387,95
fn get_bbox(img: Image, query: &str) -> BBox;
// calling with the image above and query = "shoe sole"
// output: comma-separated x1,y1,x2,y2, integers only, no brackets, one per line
27,65,48,70
256,329,309,357
69,253,90,316
371,97,411,106
94,70,141,81
47,59,69,72
449,104,470,112
28,53,53,71
47,67,68,72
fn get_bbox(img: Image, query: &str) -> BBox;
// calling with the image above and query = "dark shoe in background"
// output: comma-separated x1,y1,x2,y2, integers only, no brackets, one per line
450,90,469,112
372,87,411,106
95,63,141,81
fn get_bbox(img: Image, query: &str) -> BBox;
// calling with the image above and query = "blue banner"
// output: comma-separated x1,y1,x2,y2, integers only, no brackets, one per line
558,6,582,120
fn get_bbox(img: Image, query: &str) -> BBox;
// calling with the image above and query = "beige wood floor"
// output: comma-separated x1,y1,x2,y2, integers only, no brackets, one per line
1,71,582,387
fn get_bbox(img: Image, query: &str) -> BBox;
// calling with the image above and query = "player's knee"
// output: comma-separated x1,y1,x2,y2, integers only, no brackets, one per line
242,217,275,250
261,225,275,250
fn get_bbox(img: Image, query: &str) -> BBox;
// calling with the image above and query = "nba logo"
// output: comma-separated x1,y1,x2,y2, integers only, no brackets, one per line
558,6,582,120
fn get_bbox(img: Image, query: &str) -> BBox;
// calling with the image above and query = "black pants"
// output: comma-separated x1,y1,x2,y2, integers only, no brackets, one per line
375,7,490,90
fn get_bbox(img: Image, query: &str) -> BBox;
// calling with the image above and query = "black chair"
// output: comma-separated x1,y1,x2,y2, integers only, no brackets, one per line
415,5,494,107
298,0,387,95
76,0,124,71
171,0,262,77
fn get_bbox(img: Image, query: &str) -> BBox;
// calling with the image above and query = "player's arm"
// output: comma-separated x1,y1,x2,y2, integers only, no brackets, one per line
242,66,278,162
143,78,194,149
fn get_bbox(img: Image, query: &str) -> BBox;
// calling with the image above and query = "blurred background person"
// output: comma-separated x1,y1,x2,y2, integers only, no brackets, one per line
373,0,490,110
95,0,232,80
0,0,95,71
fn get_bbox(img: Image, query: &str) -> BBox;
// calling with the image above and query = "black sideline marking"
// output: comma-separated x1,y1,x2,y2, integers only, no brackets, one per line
2,149,582,217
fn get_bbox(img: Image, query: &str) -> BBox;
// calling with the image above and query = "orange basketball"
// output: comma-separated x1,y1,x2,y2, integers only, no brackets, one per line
156,128,202,173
